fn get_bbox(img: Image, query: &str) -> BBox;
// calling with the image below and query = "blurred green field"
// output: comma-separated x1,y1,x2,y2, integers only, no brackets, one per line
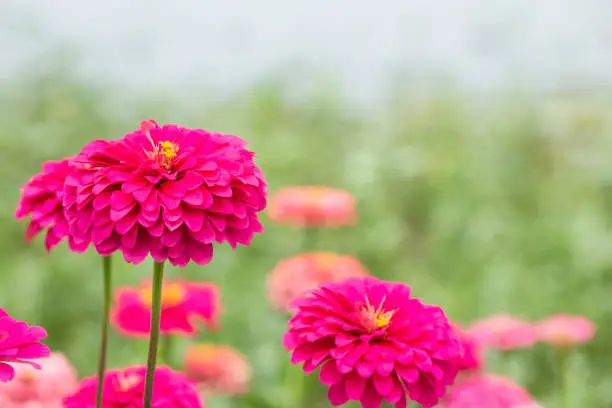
1,71,612,407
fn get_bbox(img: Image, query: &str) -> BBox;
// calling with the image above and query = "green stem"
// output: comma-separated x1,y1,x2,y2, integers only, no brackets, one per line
160,335,174,368
95,256,112,408
284,363,305,407
302,228,318,251
143,261,165,408
556,348,570,408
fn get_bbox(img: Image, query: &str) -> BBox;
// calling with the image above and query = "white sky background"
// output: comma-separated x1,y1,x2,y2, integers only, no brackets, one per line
2,0,612,100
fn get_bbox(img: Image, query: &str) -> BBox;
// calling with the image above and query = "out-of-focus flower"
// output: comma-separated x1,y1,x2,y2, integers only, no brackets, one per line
283,276,462,408
111,280,220,337
15,158,88,252
452,323,484,373
183,344,251,396
0,352,77,406
536,314,596,348
63,365,203,407
63,120,267,266
267,252,369,313
466,315,537,351
267,186,356,228
440,374,542,408
0,309,49,383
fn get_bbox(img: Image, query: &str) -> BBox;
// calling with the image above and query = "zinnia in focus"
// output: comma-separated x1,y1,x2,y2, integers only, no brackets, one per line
536,314,596,348
440,374,541,408
63,120,267,266
267,252,369,313
63,365,203,408
0,309,49,383
283,276,462,408
15,158,87,252
111,280,220,337
0,352,77,406
467,314,537,351
183,343,251,396
267,186,356,228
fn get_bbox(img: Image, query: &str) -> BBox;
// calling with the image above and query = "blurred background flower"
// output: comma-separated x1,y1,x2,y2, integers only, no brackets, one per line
467,315,538,351
537,314,596,348
441,374,541,408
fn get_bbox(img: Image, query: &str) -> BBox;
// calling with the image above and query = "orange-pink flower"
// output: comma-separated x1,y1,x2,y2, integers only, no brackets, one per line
111,280,220,337
466,314,537,351
267,252,369,313
267,186,356,228
183,344,251,396
536,314,596,348
440,374,541,408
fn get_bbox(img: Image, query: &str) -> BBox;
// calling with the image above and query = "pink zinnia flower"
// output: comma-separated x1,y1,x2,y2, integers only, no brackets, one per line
0,352,77,405
111,280,220,337
183,344,251,396
440,374,541,408
466,315,537,351
15,158,88,252
267,252,369,313
283,277,462,408
63,365,203,407
63,120,267,266
267,186,356,228
0,309,49,383
536,314,596,348
451,323,483,373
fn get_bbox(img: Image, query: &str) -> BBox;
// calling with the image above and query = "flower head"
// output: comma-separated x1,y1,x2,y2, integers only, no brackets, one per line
183,344,251,396
63,365,203,408
0,352,77,405
283,277,462,408
466,315,537,351
440,374,541,408
15,158,88,252
111,280,220,337
536,314,596,348
267,252,369,313
0,309,49,383
63,120,267,266
267,186,356,228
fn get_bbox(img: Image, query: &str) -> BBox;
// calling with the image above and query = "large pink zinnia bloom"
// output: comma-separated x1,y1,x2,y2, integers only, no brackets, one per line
15,158,88,252
63,365,203,407
0,309,50,383
283,277,462,408
63,120,267,266
440,374,541,408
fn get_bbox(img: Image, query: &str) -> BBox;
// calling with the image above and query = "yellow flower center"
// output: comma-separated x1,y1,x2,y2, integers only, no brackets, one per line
115,373,141,392
358,296,395,332
139,282,185,308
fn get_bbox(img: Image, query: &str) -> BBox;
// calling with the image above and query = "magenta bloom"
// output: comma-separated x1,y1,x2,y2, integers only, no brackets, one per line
63,120,267,266
451,323,483,374
441,374,541,408
0,309,50,383
63,365,203,407
15,158,88,252
283,277,462,408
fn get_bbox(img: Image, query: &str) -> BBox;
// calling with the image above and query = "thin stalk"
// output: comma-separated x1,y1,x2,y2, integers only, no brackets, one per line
143,261,165,408
160,335,174,368
556,348,570,408
95,255,112,408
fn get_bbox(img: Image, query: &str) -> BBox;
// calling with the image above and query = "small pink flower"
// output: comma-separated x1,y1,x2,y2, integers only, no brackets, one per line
0,309,49,383
0,352,77,404
283,277,462,408
63,120,267,266
63,365,203,407
267,186,356,228
467,315,537,351
267,252,369,313
440,374,541,408
111,280,220,337
15,158,88,252
183,344,251,396
537,314,596,348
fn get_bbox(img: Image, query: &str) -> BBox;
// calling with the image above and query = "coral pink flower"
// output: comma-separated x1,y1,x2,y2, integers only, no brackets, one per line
267,186,356,228
0,352,77,405
63,120,267,266
451,323,483,373
0,309,49,383
536,314,596,348
466,315,537,351
15,158,88,252
283,277,462,408
267,252,369,313
111,280,220,337
63,365,203,407
183,344,251,396
440,374,541,408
